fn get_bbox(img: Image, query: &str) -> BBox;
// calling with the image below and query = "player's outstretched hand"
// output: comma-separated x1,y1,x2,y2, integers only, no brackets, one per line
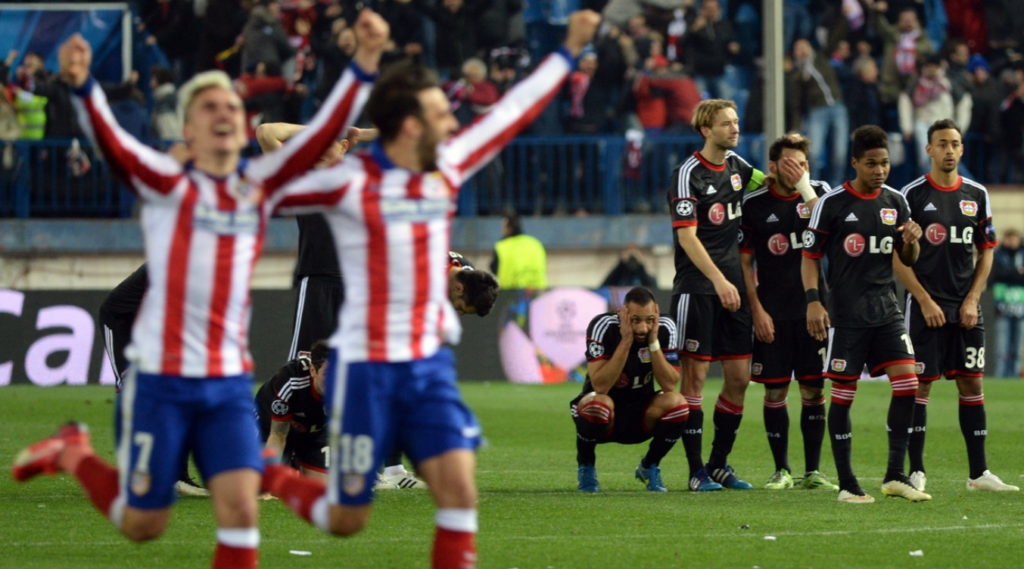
806,301,829,342
713,277,741,312
565,10,602,57
959,298,979,329
752,305,775,343
898,220,922,244
649,301,660,342
353,9,389,70
58,34,91,88
920,296,946,328
617,305,634,346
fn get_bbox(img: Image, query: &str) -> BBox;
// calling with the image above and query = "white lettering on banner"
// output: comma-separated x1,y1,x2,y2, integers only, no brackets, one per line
25,306,94,386
0,290,26,386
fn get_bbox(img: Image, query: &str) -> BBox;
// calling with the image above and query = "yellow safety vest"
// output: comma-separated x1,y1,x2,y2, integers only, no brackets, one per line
15,93,47,140
495,234,548,289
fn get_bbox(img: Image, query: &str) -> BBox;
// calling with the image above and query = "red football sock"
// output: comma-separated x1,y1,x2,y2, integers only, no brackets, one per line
433,527,476,569
266,465,326,523
212,528,258,569
72,454,120,518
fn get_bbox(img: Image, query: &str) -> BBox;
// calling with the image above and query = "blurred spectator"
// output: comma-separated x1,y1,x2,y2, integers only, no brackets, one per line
311,22,356,105
870,2,934,108
490,213,548,289
593,24,636,126
414,0,494,79
829,39,854,94
944,0,986,53
12,87,47,140
627,14,655,64
566,52,607,133
15,53,81,139
523,0,579,64
237,61,305,135
783,0,814,54
682,0,740,100
633,57,700,134
377,0,425,62
943,39,972,110
241,1,296,76
990,229,1024,377
475,0,524,53
898,55,958,174
997,68,1024,183
983,0,1024,73
138,0,198,81
447,58,500,125
601,243,657,288
846,55,881,130
967,55,1001,176
150,67,181,140
197,0,253,73
792,39,848,183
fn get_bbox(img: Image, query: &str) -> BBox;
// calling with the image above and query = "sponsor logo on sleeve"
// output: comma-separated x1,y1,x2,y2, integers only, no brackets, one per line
960,200,978,216
880,208,897,225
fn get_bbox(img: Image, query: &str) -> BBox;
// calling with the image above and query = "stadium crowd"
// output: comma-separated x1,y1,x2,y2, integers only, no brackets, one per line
4,0,1024,190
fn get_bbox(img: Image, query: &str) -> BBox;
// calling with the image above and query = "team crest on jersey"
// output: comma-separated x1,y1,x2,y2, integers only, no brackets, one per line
797,203,811,218
685,339,700,352
131,470,151,496
730,174,743,191
588,341,605,359
639,347,651,363
915,362,925,375
752,363,763,375
803,230,815,249
880,208,897,226
831,359,847,372
676,200,694,218
272,400,289,416
229,177,263,204
960,200,978,216
343,474,365,497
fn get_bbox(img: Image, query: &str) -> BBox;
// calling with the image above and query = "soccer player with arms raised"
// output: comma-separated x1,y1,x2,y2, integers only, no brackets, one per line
668,99,766,491
12,13,388,568
572,287,685,492
739,134,838,491
257,12,600,568
894,119,1018,492
803,125,929,503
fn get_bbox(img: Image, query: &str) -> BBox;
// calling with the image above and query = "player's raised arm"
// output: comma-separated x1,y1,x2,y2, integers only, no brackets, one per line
62,34,184,198
586,307,635,394
246,9,388,194
648,307,680,392
437,10,600,186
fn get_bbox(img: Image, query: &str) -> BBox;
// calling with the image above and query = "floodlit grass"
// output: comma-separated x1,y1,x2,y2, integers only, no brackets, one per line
2,380,1023,568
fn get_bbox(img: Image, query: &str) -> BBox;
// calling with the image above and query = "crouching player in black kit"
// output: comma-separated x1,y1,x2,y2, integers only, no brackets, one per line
571,287,688,492
255,340,330,480
739,134,838,491
802,125,929,503
895,119,1019,492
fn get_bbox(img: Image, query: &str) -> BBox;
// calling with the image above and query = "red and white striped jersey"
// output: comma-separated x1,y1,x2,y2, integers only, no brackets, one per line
70,65,374,377
275,50,574,362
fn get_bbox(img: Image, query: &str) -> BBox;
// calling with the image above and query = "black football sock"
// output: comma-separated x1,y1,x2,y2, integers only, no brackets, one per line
884,395,916,481
959,395,988,479
707,396,743,470
908,398,928,473
763,397,790,472
576,435,597,466
682,397,705,475
642,404,689,468
829,381,857,489
801,397,826,473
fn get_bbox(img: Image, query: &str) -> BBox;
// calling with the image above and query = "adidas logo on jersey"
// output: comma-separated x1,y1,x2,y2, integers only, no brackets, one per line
766,213,779,223
845,213,858,222
707,185,717,195
924,202,937,211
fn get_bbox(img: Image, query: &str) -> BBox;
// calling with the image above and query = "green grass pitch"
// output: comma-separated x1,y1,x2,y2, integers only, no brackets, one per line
2,380,1023,568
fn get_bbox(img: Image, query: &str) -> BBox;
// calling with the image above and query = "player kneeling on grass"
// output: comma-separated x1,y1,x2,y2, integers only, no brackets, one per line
571,287,687,492
255,340,332,482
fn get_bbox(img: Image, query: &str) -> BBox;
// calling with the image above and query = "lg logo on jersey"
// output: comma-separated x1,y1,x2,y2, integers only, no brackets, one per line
708,202,741,225
768,233,806,255
925,223,973,246
844,234,892,257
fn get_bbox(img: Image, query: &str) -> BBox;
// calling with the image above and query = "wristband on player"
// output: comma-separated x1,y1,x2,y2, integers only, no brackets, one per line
648,340,661,353
795,171,816,202
805,289,820,305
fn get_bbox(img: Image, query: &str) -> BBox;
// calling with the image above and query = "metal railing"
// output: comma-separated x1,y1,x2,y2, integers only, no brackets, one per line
0,133,1012,218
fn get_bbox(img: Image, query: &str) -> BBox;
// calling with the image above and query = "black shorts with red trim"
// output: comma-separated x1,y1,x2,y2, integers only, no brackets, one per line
751,319,826,386
283,431,329,472
906,297,986,381
672,293,752,361
570,392,655,445
823,320,915,380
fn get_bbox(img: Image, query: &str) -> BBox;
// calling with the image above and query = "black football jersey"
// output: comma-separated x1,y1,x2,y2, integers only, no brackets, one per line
294,214,342,279
668,151,762,295
803,182,912,327
255,357,327,438
901,174,997,316
740,181,830,320
581,312,679,406
448,251,475,270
